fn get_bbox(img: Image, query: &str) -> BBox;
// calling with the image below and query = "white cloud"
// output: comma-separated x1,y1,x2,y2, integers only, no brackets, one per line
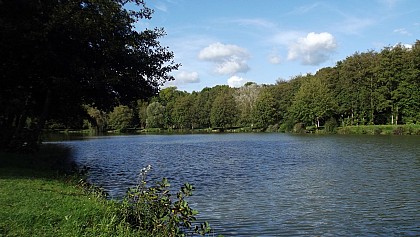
287,32,337,65
175,71,200,83
165,71,200,87
227,75,247,88
198,42,250,75
198,42,248,61
393,28,411,36
215,59,249,75
269,55,281,64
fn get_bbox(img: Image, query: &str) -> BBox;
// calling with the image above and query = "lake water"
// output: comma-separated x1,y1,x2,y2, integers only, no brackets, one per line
53,133,420,236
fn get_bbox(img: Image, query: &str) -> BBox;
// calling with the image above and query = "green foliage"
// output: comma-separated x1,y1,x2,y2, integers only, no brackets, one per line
85,105,108,133
172,95,195,129
210,89,238,129
120,165,213,236
193,90,213,128
137,100,149,129
289,75,337,128
337,124,420,135
108,105,134,132
324,117,338,134
293,123,306,133
146,102,165,128
252,88,278,129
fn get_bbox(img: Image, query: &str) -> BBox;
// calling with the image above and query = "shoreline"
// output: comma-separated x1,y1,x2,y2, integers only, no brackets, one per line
44,124,420,136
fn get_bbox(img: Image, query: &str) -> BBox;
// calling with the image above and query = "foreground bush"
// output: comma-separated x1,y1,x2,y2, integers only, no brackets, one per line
120,165,213,236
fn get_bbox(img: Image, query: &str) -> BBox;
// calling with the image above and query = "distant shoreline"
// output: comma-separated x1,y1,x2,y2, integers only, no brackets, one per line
43,124,420,137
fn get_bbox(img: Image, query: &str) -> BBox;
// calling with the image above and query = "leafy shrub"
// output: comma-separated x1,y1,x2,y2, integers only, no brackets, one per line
324,118,338,134
373,127,382,135
266,124,279,132
393,126,404,135
293,123,306,133
120,165,213,237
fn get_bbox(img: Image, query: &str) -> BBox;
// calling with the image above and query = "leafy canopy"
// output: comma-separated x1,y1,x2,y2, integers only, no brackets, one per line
0,0,179,150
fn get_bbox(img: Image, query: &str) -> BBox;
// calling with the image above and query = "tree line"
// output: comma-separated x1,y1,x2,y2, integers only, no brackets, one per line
83,41,419,132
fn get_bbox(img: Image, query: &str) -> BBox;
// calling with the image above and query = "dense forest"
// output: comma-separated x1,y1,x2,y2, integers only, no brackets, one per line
78,41,420,133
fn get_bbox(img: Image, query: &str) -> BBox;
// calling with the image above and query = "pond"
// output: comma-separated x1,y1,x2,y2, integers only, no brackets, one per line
52,133,420,236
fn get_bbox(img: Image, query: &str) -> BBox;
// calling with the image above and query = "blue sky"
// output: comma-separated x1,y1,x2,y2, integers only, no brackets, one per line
136,0,419,92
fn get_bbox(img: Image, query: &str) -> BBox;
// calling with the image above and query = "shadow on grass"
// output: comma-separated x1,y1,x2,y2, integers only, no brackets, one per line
0,144,77,179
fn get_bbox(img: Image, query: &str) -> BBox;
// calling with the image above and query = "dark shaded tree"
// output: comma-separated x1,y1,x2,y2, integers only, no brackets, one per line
0,0,178,150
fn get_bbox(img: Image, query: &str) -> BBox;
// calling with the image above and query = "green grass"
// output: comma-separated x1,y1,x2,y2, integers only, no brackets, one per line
0,146,143,237
336,124,420,135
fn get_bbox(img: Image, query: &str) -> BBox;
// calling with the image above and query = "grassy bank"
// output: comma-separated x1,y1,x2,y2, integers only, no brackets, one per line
0,145,215,237
0,145,141,237
336,124,420,135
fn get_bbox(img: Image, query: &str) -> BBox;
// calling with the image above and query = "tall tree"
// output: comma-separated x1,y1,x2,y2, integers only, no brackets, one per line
156,87,187,128
0,0,178,150
146,102,165,128
337,52,383,125
193,88,212,128
108,105,133,132
397,40,420,123
274,76,307,128
137,100,149,129
210,89,238,130
379,45,409,124
379,44,416,124
172,94,194,129
252,88,278,129
85,105,108,133
289,75,337,127
234,82,261,127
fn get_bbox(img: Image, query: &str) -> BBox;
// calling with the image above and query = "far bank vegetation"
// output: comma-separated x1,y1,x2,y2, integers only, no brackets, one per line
51,41,420,135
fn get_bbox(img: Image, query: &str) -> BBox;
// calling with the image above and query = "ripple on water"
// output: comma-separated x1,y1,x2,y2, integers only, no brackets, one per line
56,134,420,236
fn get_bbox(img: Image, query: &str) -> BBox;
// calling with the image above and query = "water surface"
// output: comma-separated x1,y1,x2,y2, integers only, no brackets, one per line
54,134,420,236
